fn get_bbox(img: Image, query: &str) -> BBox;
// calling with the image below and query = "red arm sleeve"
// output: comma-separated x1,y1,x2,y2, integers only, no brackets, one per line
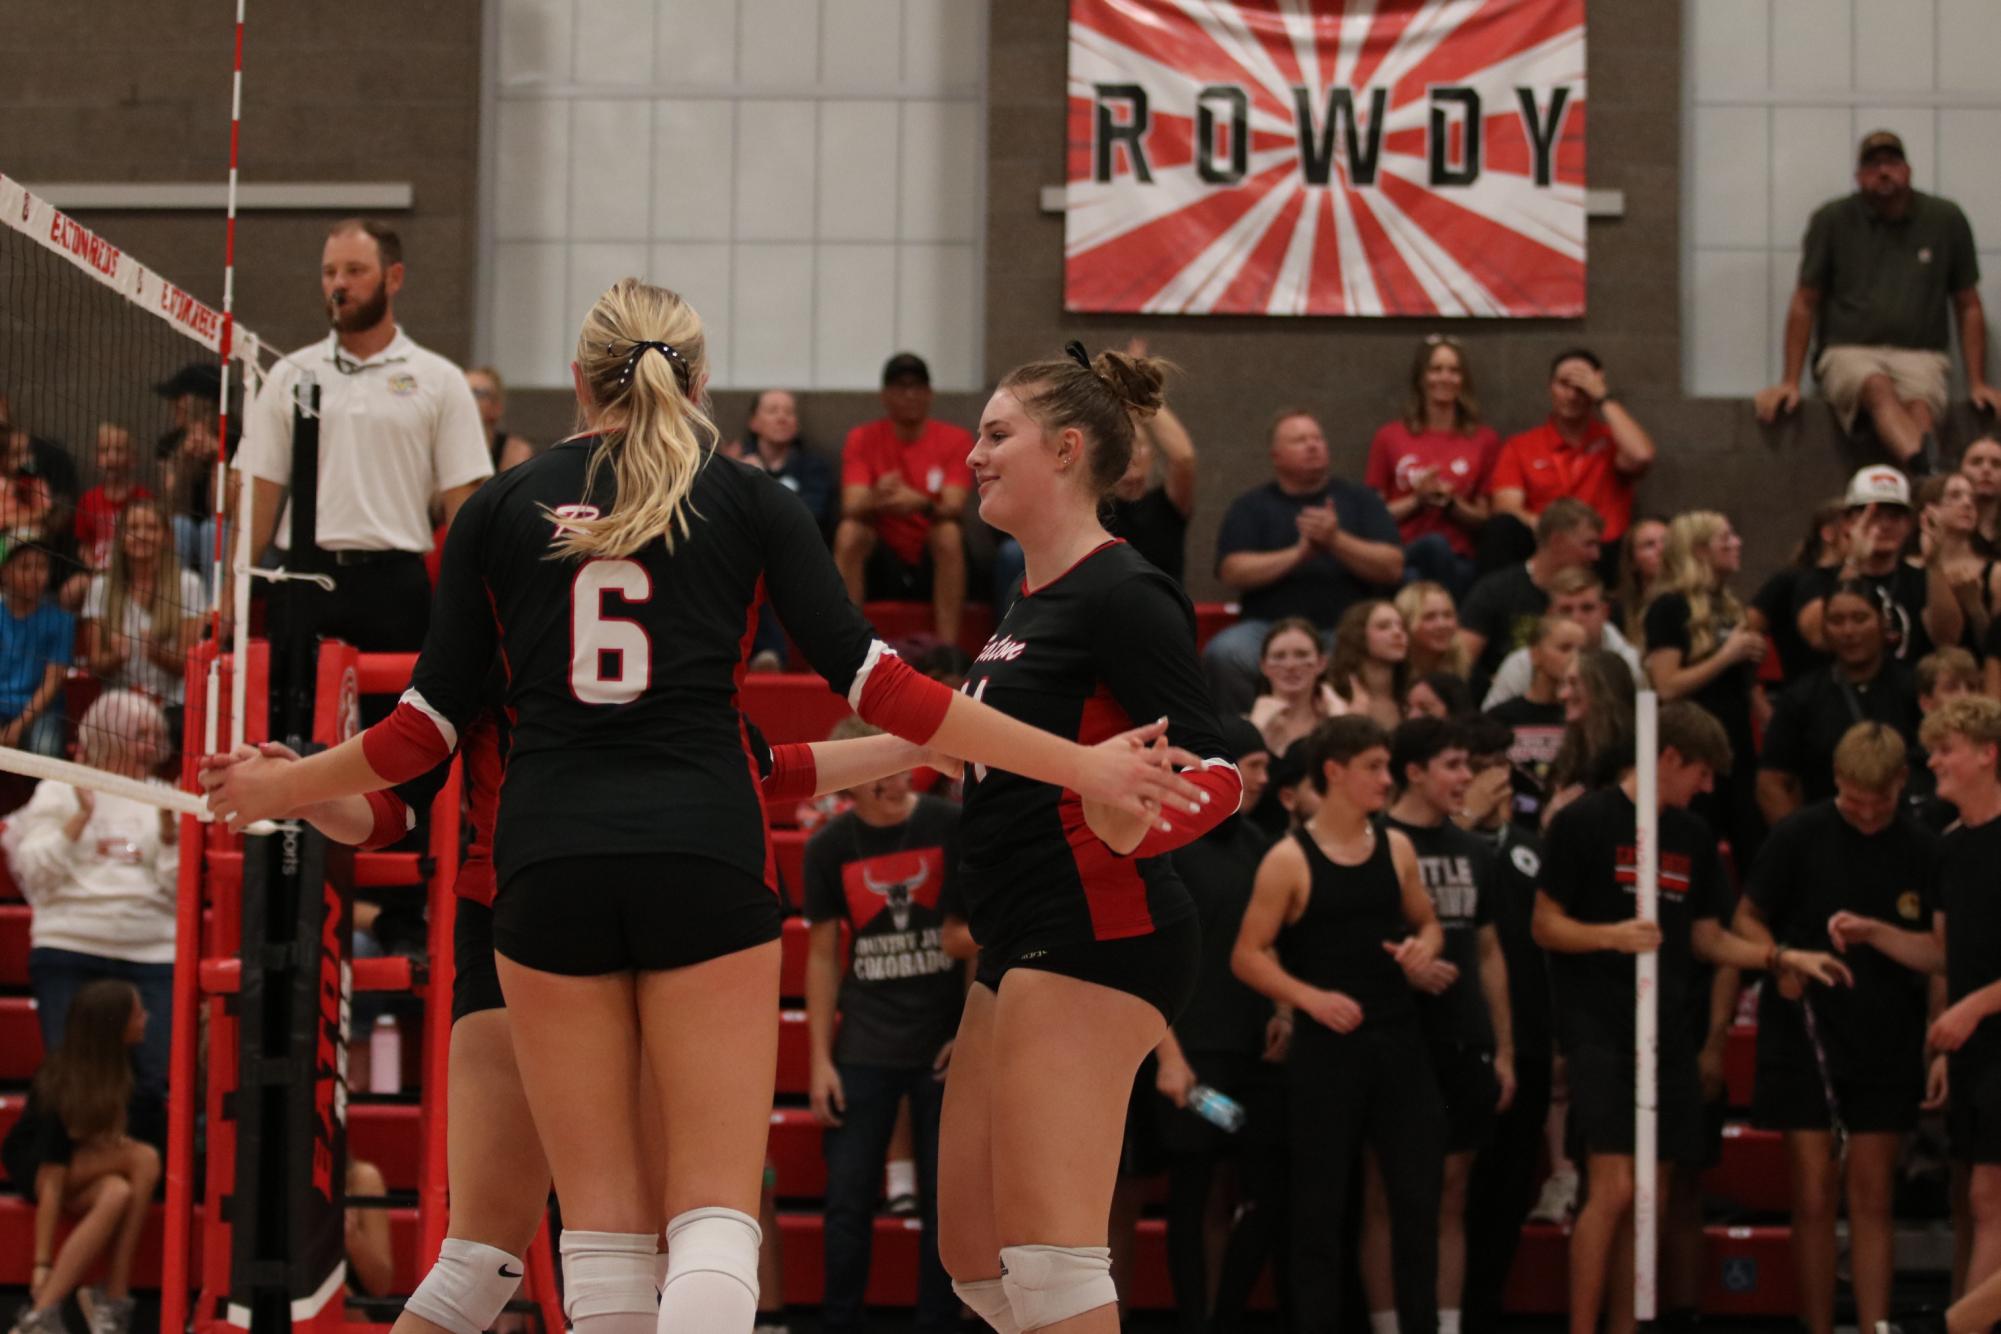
1128,761,1243,858
761,743,819,804
360,696,455,785
356,790,414,851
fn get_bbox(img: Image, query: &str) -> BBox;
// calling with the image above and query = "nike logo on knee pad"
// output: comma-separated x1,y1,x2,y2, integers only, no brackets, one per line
498,1265,523,1278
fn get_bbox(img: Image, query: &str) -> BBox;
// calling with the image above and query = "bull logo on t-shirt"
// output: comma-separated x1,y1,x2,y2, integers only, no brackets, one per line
862,862,926,932
842,848,944,933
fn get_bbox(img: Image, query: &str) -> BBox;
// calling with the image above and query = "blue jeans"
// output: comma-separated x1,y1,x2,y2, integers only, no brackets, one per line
28,947,174,1096
820,1062,955,1332
1202,618,1278,716
1402,533,1477,599
3,709,67,758
172,514,231,578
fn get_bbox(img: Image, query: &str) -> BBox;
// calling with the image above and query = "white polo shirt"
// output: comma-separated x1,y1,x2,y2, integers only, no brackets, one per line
238,328,493,553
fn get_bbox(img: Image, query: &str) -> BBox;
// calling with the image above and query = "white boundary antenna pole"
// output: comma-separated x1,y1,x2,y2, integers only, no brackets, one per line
206,0,250,757
1634,688,1660,1321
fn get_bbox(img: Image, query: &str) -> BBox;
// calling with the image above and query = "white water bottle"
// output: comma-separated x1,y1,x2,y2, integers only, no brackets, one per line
1187,1084,1245,1133
368,1016,402,1094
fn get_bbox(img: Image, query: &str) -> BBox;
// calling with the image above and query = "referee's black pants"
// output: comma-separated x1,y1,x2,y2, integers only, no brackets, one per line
269,550,432,654
1287,1018,1445,1334
1460,1036,1553,1334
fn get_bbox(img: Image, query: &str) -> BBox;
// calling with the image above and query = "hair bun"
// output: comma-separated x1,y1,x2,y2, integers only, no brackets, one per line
1089,350,1167,421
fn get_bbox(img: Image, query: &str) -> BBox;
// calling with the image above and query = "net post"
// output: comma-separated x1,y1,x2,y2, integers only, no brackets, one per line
1634,688,1660,1322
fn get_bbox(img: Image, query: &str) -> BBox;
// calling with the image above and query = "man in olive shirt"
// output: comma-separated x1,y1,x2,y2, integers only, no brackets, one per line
1756,131,1999,468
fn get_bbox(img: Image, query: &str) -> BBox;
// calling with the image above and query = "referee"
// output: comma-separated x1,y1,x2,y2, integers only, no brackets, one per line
235,218,492,650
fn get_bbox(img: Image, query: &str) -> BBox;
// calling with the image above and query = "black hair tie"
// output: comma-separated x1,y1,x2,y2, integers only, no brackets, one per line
613,339,691,392
1062,340,1092,371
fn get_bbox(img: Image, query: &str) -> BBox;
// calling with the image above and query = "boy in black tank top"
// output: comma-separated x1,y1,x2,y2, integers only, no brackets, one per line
1533,702,1850,1334
1232,715,1448,1334
1356,717,1514,1334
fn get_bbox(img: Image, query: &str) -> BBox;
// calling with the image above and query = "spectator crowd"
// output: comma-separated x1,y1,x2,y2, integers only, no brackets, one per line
8,119,2001,1334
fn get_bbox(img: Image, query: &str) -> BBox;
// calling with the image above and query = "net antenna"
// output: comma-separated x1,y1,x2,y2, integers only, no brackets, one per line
1634,687,1660,1322
0,172,268,820
209,0,249,760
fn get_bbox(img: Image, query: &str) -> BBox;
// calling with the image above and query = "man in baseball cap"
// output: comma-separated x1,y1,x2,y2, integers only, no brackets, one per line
1794,464,1956,664
1757,128,1997,471
833,352,973,645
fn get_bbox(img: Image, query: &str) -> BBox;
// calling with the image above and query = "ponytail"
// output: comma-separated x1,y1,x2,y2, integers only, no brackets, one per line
547,278,716,560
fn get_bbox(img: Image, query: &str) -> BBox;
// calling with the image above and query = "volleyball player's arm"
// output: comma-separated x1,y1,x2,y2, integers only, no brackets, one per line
759,479,1206,819
1090,575,1244,856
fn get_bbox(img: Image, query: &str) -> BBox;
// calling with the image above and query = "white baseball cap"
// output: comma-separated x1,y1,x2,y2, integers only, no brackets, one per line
1844,465,1911,509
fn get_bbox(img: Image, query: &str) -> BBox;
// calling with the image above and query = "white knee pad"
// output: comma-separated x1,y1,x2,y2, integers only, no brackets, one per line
402,1238,525,1334
558,1230,660,1322
999,1244,1116,1331
951,1276,1022,1333
661,1207,760,1304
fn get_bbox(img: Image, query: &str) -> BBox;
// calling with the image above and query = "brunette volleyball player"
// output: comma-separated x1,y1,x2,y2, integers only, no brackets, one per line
935,345,1242,1334
203,281,1207,1334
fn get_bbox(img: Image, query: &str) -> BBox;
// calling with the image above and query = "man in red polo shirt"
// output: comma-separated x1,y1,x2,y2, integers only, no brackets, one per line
1491,348,1656,580
834,352,973,644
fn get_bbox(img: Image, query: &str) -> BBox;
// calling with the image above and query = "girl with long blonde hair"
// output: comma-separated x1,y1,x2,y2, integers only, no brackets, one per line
1641,510,1767,857
205,280,1208,1334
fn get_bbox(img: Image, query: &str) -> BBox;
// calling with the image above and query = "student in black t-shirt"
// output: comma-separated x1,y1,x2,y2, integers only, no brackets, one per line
804,718,967,1334
1359,717,1513,1334
1532,702,1849,1334
1795,465,1960,666
1152,717,1281,1333
1455,715,1562,1333
1232,716,1447,1334
1737,723,1935,1334
1920,696,2001,1305
1456,497,1603,691
1759,581,1920,828
1485,612,1585,831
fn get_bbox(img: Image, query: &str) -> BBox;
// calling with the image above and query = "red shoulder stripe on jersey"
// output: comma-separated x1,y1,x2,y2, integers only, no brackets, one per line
854,651,952,743
1129,760,1243,859
362,699,454,784
357,789,413,851
763,743,818,804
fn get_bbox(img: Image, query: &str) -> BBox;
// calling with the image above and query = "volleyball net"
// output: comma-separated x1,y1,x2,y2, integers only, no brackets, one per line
0,173,265,814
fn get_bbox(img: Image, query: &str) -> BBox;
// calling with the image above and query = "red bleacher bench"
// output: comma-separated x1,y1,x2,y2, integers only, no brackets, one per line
1725,1022,1756,1108
0,1198,199,1287
0,903,28,989
0,995,40,1081
1702,1122,1789,1215
349,1101,423,1193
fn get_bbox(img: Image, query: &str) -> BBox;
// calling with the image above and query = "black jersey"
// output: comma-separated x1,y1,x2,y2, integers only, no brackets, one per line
362,436,952,889
955,540,1239,958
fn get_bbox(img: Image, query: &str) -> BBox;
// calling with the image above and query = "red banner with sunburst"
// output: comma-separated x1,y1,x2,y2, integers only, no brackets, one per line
1065,0,1587,317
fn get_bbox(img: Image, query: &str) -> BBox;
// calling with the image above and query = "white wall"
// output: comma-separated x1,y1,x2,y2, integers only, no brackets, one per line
480,0,987,391
1683,0,2001,397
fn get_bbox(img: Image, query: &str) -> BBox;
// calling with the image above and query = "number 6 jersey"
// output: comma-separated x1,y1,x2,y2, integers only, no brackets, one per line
958,540,1242,959
359,436,956,890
